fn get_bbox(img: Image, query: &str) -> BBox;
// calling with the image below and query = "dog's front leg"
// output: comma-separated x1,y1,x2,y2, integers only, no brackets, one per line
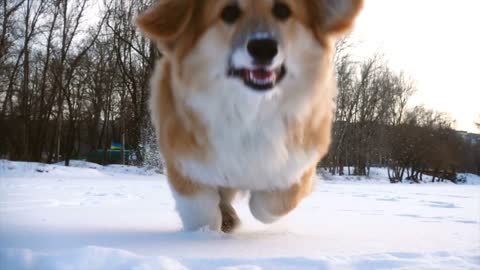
171,187,222,231
249,167,315,224
167,166,222,231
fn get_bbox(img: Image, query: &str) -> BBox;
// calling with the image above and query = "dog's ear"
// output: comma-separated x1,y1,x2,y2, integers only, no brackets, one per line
135,0,194,53
308,0,363,36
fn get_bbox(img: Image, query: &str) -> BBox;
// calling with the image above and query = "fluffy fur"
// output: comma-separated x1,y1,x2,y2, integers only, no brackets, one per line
137,0,363,232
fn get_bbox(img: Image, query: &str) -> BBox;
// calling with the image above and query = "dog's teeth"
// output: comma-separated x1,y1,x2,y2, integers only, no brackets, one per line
248,71,255,83
245,69,278,86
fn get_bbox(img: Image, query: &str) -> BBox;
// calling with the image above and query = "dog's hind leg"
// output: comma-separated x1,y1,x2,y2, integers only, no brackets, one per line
219,188,240,233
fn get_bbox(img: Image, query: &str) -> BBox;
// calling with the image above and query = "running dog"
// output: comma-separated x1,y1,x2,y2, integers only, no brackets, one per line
136,0,363,232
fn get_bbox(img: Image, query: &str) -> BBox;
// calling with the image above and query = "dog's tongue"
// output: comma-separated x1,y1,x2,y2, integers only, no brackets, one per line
251,69,274,80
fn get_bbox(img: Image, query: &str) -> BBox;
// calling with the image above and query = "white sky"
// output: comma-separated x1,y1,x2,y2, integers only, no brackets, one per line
350,0,480,133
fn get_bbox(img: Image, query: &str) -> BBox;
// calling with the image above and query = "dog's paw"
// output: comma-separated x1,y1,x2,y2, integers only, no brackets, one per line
249,192,281,224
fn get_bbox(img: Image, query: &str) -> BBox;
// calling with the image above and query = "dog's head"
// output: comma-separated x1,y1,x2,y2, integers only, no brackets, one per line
136,0,362,93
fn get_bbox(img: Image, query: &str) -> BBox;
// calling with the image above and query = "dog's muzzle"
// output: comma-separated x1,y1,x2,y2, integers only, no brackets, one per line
228,37,287,92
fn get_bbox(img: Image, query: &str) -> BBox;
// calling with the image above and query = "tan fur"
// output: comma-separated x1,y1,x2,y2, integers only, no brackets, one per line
165,162,204,196
250,165,316,219
287,108,333,158
137,0,363,231
151,62,209,195
272,166,317,216
153,63,208,156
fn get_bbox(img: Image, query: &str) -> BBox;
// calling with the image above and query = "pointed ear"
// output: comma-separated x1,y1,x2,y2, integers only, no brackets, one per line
308,0,363,36
324,0,363,34
135,0,194,52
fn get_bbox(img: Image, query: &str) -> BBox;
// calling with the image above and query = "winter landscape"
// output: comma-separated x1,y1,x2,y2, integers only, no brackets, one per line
2,0,480,269
1,160,479,270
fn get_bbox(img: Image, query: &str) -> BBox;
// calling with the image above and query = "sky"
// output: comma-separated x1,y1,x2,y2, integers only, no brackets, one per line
350,0,480,133
87,0,480,133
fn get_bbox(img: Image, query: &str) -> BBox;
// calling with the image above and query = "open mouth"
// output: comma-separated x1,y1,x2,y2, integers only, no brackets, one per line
228,65,287,92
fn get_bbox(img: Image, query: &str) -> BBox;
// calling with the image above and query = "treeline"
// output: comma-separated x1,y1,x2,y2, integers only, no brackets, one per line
1,1,479,178
0,0,156,165
385,109,479,183
322,40,480,181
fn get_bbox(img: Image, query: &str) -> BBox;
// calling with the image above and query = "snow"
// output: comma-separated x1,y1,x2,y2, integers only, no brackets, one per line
1,160,479,270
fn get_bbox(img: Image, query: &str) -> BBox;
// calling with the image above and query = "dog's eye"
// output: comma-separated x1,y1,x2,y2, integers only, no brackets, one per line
272,2,291,21
221,4,242,24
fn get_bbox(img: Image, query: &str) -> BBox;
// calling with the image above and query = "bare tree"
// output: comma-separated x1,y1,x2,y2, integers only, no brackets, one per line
326,51,416,176
0,0,476,178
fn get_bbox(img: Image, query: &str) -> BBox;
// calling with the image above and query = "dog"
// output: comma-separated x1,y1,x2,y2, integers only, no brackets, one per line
136,0,363,233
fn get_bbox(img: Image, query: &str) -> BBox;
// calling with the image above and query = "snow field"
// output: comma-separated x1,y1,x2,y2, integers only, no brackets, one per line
1,160,479,270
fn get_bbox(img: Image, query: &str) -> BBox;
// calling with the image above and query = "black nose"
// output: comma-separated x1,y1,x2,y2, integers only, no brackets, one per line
247,38,278,64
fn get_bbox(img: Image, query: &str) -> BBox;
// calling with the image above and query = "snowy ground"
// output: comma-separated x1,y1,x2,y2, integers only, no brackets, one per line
0,160,479,270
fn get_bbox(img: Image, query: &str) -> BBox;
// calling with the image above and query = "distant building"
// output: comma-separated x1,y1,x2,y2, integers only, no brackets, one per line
466,133,480,145
457,131,480,145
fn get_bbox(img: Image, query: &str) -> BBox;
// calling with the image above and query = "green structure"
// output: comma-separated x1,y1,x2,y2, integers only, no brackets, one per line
86,149,132,165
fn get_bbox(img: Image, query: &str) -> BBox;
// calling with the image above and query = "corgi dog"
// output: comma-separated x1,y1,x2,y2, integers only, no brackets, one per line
136,0,363,233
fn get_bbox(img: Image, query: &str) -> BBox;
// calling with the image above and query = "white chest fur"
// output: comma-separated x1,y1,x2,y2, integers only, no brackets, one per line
176,81,319,191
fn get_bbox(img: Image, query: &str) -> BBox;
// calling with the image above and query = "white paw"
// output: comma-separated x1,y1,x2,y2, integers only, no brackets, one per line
172,188,222,231
249,192,281,224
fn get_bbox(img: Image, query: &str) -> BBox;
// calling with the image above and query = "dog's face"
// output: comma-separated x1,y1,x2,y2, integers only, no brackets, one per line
137,0,362,94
